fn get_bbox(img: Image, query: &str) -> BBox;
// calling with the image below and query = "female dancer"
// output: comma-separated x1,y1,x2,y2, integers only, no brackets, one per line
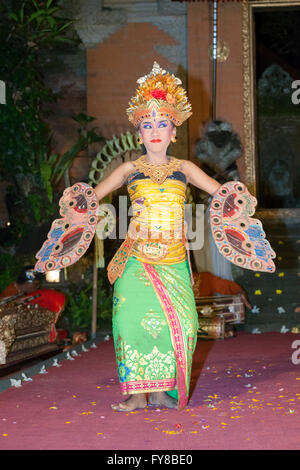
94,62,221,411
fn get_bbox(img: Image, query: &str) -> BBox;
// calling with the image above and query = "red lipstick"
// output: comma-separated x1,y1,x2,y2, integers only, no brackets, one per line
151,139,162,143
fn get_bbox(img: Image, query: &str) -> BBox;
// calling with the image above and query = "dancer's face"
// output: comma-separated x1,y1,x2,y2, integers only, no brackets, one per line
139,117,176,154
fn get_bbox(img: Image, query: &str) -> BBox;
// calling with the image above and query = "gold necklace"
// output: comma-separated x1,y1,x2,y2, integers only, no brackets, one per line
133,155,182,185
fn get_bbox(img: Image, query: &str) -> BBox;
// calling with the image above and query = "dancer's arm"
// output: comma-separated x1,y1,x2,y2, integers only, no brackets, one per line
182,160,221,195
94,161,135,201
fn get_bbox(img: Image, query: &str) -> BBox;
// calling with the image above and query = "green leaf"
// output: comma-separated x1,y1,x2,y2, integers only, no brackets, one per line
87,129,105,143
46,7,59,15
8,13,19,22
40,161,53,202
50,37,75,45
28,11,46,24
20,6,24,24
47,153,59,165
47,16,55,29
31,0,39,9
56,20,73,33
52,148,81,185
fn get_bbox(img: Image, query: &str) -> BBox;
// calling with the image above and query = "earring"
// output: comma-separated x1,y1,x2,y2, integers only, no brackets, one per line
171,135,177,143
138,136,143,145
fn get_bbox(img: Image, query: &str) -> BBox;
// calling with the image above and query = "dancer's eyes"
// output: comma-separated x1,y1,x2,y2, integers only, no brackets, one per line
142,122,168,129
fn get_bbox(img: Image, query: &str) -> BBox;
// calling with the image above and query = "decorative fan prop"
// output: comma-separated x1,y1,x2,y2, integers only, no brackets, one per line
35,182,98,272
210,181,276,272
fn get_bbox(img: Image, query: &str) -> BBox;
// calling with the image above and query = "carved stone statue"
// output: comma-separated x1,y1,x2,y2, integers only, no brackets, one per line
195,119,242,184
192,120,243,279
258,63,293,97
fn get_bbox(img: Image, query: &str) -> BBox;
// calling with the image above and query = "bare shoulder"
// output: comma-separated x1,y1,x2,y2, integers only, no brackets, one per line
109,160,135,175
178,159,220,194
179,159,198,170
113,160,139,185
179,159,191,169
178,159,199,179
121,160,138,177
120,160,137,171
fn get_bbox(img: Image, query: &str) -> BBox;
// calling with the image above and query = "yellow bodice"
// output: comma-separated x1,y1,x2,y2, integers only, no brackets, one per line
126,156,187,265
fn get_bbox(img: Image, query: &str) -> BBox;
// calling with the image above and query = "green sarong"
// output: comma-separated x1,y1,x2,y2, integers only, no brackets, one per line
112,256,199,409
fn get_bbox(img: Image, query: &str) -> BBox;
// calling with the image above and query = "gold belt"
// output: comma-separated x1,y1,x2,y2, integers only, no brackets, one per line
107,233,187,285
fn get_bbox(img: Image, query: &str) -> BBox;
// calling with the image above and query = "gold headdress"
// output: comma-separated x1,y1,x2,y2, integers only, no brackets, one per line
126,62,192,127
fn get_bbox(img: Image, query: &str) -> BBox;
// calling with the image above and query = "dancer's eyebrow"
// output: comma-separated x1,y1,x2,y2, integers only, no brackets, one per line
142,120,168,125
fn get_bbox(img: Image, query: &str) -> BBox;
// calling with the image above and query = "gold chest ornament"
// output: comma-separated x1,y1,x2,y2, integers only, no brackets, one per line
132,155,183,185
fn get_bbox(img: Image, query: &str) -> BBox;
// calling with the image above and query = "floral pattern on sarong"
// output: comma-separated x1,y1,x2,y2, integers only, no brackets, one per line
141,309,167,339
117,362,131,382
134,266,151,287
112,292,126,316
143,346,175,380
115,338,175,383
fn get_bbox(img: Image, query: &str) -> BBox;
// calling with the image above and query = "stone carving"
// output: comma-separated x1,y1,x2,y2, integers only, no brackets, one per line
258,64,293,97
195,119,242,186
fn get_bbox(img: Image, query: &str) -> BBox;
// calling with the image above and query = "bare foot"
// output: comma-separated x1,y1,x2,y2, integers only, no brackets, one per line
111,393,147,412
149,392,178,408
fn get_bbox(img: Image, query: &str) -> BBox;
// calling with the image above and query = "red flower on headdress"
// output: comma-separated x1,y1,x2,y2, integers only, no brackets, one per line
150,89,167,101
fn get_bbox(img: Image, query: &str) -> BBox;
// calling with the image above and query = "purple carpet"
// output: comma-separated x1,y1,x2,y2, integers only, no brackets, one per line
0,332,299,450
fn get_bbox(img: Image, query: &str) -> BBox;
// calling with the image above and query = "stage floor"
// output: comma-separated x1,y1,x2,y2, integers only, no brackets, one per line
0,332,299,451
